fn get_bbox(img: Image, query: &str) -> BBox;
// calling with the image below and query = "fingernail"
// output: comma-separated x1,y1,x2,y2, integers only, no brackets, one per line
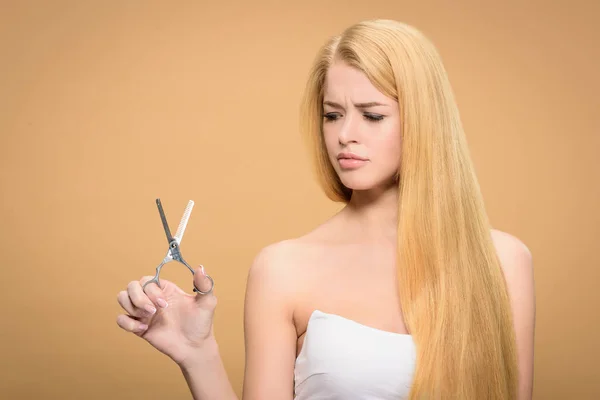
138,324,148,331
144,304,156,314
157,298,168,308
201,266,206,276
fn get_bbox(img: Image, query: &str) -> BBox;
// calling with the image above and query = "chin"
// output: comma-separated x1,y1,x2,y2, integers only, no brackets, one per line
337,172,393,192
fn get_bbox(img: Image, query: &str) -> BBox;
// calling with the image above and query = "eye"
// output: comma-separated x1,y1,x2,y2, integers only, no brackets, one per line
323,112,340,122
364,113,384,122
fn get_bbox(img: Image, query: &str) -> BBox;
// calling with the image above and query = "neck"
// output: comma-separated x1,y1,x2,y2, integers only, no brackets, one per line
342,184,399,244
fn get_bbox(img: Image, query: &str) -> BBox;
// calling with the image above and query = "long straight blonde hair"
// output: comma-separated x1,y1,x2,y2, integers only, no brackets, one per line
300,19,518,399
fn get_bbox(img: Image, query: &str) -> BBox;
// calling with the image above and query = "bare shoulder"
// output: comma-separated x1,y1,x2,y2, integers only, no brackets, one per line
247,240,296,279
490,228,536,400
489,228,535,320
244,240,300,326
490,229,534,279
246,238,313,286
242,237,324,399
247,218,336,283
490,228,532,252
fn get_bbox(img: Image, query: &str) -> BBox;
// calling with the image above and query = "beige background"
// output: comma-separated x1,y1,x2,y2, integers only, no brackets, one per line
1,1,598,399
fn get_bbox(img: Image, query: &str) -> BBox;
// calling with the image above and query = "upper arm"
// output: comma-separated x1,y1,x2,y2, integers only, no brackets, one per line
242,242,297,400
492,230,536,400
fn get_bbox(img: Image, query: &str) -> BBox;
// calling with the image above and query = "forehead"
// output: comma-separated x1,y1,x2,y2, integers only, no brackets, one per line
323,62,387,101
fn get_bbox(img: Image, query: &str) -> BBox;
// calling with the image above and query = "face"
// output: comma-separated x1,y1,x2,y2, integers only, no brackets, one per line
322,61,401,193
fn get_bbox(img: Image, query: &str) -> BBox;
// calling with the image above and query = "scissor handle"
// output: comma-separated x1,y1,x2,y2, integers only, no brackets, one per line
178,257,214,295
142,258,214,295
192,265,215,295
142,258,167,292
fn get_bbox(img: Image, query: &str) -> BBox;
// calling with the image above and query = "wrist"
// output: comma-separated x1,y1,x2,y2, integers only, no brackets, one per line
178,336,220,372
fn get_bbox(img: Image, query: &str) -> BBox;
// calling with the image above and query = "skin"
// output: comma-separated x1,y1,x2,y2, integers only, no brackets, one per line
116,60,536,400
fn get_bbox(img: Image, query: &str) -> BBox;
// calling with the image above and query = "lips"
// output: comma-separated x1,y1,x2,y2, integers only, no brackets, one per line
337,152,369,161
336,152,369,170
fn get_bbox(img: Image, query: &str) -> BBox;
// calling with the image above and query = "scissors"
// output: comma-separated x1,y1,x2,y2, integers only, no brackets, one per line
142,198,214,295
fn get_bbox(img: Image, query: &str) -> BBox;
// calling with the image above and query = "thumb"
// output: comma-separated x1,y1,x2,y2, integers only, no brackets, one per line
193,265,214,295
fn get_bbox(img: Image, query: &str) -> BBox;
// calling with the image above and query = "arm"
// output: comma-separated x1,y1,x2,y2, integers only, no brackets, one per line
493,231,536,400
176,273,238,400
180,242,297,400
180,338,239,400
242,242,299,399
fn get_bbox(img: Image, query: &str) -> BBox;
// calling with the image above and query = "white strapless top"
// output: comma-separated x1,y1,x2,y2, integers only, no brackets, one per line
294,310,416,399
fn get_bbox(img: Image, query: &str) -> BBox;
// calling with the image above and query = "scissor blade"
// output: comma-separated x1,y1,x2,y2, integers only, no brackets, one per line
156,198,174,244
174,200,194,245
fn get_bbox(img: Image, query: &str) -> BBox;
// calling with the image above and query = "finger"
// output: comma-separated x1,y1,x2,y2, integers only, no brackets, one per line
127,279,160,314
116,314,148,333
194,265,215,295
139,276,169,309
117,290,148,318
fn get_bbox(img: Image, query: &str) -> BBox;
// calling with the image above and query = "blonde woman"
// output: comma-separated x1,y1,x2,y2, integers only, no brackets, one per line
116,19,535,400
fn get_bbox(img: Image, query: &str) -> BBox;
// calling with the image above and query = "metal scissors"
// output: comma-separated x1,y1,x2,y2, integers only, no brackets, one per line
142,198,214,295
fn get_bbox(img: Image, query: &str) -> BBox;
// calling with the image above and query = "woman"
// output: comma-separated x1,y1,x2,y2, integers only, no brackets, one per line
116,19,535,399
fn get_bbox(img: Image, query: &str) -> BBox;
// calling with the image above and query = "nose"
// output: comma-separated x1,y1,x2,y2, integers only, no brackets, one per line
337,113,359,145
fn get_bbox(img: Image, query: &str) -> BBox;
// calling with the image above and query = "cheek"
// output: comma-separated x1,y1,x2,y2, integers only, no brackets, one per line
375,145,400,173
323,128,338,155
375,128,402,166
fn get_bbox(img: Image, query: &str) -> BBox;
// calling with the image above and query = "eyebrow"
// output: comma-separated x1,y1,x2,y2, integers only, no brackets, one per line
323,100,388,109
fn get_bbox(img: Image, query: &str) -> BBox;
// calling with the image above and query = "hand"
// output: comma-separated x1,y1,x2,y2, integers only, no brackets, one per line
116,266,217,368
